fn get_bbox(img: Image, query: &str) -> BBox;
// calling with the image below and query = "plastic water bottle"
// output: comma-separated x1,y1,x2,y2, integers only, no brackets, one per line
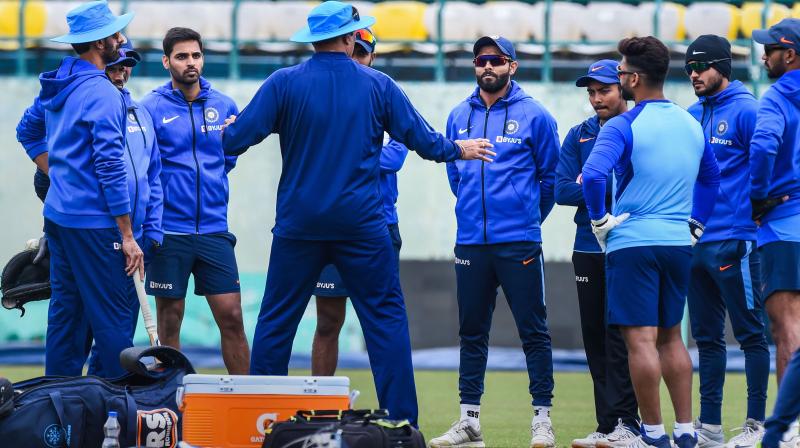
101,411,121,448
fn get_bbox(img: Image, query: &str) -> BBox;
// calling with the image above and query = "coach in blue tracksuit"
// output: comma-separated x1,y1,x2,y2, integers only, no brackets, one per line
583,37,720,448
221,1,494,426
751,19,800,448
16,39,163,378
430,36,559,448
683,35,770,447
29,1,144,378
556,59,639,448
141,27,250,374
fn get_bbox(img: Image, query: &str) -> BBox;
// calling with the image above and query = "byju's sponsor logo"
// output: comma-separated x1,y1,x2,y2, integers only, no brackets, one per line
495,135,522,144
455,257,471,266
149,281,173,290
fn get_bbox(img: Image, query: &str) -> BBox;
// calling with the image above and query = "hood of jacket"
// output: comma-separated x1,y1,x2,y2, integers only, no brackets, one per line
39,57,108,112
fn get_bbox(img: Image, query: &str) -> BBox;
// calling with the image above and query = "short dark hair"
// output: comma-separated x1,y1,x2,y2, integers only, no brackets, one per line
163,27,203,57
617,36,670,86
353,44,370,58
71,41,92,55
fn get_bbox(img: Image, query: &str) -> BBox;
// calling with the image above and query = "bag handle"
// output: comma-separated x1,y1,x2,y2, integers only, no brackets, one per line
294,409,389,423
47,391,68,448
124,389,138,445
119,346,195,377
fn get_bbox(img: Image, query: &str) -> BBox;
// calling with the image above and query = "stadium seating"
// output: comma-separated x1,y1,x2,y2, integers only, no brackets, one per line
0,0,46,50
634,2,686,42
740,2,791,38
529,2,584,47
371,1,427,53
422,1,481,53
685,2,740,41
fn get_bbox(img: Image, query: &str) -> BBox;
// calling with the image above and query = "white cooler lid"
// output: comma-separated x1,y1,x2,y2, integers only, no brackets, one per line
181,374,350,395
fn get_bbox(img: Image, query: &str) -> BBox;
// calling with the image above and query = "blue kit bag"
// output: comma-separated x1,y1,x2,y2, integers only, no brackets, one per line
0,345,194,448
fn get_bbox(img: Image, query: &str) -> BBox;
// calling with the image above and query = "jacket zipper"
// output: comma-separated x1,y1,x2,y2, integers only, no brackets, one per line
481,106,490,243
126,139,139,229
188,102,201,234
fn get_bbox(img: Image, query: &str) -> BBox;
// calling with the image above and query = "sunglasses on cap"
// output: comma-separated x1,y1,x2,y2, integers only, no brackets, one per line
684,58,731,76
473,54,511,67
355,28,375,45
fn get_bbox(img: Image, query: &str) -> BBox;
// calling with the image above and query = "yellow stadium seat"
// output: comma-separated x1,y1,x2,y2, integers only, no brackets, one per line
371,1,428,42
794,3,800,19
0,1,46,38
741,3,791,38
685,2,740,41
635,2,686,41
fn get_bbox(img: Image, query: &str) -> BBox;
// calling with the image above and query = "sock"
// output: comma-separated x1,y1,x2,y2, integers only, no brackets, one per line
698,421,722,433
460,404,480,430
533,406,551,424
674,422,695,437
642,424,666,439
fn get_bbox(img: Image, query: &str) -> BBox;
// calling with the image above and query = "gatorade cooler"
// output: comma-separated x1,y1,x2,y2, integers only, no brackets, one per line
178,374,350,447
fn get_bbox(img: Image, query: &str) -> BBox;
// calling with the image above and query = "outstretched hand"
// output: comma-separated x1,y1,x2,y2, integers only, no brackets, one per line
456,139,496,163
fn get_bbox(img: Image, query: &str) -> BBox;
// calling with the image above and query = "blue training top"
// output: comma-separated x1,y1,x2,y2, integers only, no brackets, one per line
222,52,460,241
582,99,721,253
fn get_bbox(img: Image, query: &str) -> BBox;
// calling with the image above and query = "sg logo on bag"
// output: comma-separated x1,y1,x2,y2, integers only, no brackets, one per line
137,408,178,448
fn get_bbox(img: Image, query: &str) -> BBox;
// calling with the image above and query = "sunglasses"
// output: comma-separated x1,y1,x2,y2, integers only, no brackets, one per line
684,58,731,76
616,65,637,77
355,28,375,46
764,44,788,56
473,55,511,67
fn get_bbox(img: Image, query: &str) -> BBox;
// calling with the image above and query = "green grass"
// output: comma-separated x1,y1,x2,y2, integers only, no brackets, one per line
0,366,778,447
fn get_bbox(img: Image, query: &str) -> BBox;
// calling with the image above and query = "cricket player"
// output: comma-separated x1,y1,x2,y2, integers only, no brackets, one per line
683,35,770,448
750,18,800,447
141,27,250,374
556,59,639,448
310,28,409,376
429,36,559,448
582,36,720,448
221,1,495,426
25,0,145,378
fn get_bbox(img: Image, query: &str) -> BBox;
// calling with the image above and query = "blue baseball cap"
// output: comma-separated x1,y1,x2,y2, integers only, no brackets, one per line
753,18,800,53
51,1,134,44
291,1,376,44
355,28,376,53
575,59,619,87
108,40,141,67
473,36,516,60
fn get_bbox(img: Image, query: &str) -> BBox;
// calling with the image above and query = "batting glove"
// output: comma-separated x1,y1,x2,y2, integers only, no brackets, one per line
590,212,630,252
688,218,704,247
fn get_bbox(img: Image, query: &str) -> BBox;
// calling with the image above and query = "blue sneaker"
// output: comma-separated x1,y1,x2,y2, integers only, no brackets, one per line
674,433,699,448
642,434,673,448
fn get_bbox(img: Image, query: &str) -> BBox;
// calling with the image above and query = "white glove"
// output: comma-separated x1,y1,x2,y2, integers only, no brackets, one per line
688,218,704,247
591,212,630,252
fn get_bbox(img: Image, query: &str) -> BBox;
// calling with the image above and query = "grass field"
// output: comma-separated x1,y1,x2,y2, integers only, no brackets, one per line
0,366,779,447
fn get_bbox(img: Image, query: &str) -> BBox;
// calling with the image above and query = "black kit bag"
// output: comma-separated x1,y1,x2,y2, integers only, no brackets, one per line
264,409,425,448
0,346,194,448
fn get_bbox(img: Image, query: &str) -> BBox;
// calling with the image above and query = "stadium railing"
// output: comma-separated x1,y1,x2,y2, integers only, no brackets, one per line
0,0,782,87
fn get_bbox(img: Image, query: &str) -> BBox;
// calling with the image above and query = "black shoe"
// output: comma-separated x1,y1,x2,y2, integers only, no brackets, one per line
0,377,13,418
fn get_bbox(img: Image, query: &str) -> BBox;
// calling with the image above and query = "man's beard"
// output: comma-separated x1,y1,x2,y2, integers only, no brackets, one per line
101,41,119,64
621,83,635,101
694,76,724,97
477,71,510,94
767,62,785,79
170,65,201,86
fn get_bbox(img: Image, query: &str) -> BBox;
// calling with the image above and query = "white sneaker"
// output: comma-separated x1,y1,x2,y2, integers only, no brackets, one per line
725,419,763,448
531,420,556,448
598,420,642,448
779,435,800,448
695,419,725,448
428,420,485,448
573,432,609,448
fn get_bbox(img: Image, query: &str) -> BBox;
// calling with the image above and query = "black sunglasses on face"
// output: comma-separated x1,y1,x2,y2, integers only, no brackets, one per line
616,65,637,77
764,44,788,56
473,55,511,67
684,58,731,76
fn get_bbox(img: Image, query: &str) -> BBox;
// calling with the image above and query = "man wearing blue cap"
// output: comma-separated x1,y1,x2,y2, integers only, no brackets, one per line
582,37,720,448
682,35,770,448
221,1,494,425
20,0,144,378
430,35,559,448
556,59,639,448
751,17,800,448
141,27,248,375
309,28,411,376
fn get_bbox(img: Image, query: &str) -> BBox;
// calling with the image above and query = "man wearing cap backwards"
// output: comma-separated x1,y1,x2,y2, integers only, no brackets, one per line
429,35,559,448
750,17,800,448
22,0,144,378
310,28,410,376
582,36,720,448
222,1,494,425
140,27,249,375
16,39,163,378
682,35,770,448
556,59,639,448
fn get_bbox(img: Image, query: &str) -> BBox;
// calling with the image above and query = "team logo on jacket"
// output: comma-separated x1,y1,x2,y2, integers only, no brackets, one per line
137,408,178,448
505,119,520,135
128,112,137,122
716,120,728,135
205,107,220,123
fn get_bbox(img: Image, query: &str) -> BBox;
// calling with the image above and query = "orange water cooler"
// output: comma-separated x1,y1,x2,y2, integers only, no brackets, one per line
177,374,351,447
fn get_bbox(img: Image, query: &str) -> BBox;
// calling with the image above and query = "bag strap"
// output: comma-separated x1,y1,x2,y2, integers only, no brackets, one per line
124,389,138,445
47,391,67,447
